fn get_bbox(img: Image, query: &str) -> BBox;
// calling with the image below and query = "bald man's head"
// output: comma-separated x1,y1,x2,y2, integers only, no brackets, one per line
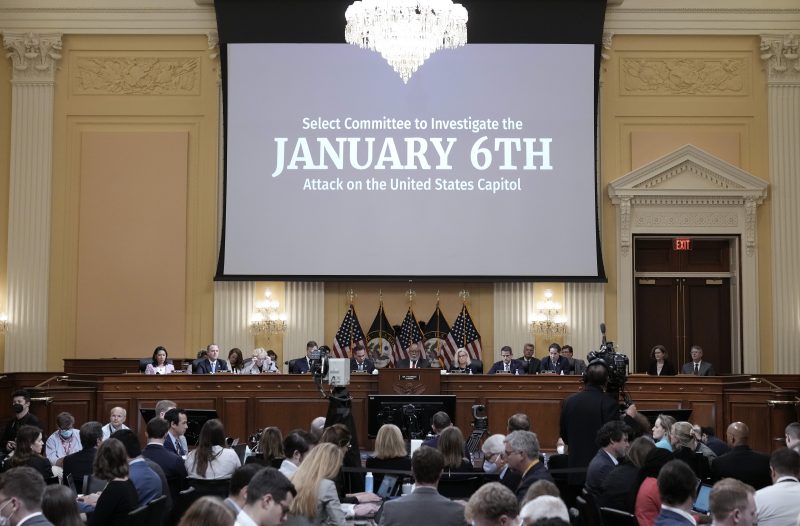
726,422,750,446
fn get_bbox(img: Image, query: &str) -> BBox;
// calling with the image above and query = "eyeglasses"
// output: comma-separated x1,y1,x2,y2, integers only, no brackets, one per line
502,449,519,459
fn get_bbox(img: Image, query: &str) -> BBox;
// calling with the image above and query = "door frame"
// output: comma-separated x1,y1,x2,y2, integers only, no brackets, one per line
609,145,767,373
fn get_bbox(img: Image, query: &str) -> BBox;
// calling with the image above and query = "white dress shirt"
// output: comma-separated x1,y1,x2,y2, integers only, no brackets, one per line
755,476,800,526
185,445,241,479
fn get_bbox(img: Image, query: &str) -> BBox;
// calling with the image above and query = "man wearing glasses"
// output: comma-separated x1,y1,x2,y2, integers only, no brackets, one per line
503,430,554,502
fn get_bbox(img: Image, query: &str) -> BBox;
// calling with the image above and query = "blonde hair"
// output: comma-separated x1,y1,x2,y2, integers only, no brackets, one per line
671,421,697,449
289,443,344,519
374,424,407,459
456,349,469,366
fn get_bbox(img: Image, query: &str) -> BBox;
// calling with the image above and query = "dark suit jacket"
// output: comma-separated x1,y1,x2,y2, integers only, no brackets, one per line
142,443,188,481
498,466,522,492
711,445,771,490
518,357,541,375
1,412,41,450
488,359,524,375
379,486,467,526
396,358,431,369
350,358,375,374
514,461,554,502
681,360,715,376
570,358,588,375
448,361,482,375
162,433,188,457
19,515,55,526
653,508,695,526
539,356,571,374
585,449,617,498
192,358,228,374
288,357,311,374
647,359,677,376
62,446,97,494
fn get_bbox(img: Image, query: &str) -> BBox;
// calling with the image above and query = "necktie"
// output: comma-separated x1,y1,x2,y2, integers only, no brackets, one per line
211,361,216,373
694,362,700,375
411,361,416,369
358,363,363,371
176,437,185,456
504,364,509,372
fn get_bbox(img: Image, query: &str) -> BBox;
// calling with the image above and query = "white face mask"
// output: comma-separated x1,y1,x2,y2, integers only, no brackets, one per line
556,445,565,455
483,461,500,474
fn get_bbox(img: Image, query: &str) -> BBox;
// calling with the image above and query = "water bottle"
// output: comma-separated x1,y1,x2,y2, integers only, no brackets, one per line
365,472,374,493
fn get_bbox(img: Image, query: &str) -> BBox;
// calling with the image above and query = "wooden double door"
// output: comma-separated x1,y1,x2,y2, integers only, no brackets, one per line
634,238,734,374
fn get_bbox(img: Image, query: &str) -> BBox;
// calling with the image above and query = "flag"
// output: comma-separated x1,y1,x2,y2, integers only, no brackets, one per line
395,307,424,364
447,304,482,362
367,303,396,368
424,305,454,369
332,304,366,359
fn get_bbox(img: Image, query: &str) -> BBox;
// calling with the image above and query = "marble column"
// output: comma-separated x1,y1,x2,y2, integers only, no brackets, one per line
2,32,62,372
761,35,800,372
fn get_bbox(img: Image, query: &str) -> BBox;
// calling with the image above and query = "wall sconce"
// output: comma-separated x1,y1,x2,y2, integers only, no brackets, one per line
250,289,287,336
528,289,567,337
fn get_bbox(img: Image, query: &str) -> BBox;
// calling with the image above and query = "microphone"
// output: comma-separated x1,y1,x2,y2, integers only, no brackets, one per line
600,322,607,345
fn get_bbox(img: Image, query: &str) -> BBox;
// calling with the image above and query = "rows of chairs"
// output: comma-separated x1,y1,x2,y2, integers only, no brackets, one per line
574,488,637,526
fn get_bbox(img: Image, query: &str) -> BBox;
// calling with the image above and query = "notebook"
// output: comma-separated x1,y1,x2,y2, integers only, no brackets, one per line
692,483,713,514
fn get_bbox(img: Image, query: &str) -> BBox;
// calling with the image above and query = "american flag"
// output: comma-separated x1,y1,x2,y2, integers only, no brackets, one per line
446,304,482,361
424,305,454,369
395,308,424,363
333,304,366,359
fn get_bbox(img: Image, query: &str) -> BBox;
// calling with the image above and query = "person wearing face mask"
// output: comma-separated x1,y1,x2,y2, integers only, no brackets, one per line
0,466,54,526
0,391,41,455
481,434,521,492
44,413,81,468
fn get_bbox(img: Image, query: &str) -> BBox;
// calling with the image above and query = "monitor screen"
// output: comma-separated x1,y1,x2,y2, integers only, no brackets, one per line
367,394,456,439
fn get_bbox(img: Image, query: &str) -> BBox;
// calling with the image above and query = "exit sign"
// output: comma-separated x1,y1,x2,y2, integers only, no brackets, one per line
673,238,692,251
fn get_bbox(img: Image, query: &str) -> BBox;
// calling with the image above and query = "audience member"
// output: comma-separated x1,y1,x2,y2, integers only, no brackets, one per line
521,480,560,507
753,447,800,526
585,420,630,499
559,345,586,376
1,390,41,453
155,399,176,419
228,348,246,373
711,422,771,490
0,466,52,526
519,343,540,375
286,443,345,526
319,423,362,496
194,344,229,374
62,421,102,494
349,343,375,373
378,446,466,526
44,412,81,467
225,463,263,516
438,427,473,475
651,414,676,452
785,422,800,452
488,346,523,375
308,418,326,444
465,482,520,526
702,426,730,457
507,414,531,433
186,419,241,480
180,495,235,526
247,427,285,468
236,467,296,526
396,342,430,369
86,438,138,526
243,348,278,374
2,425,53,479
100,407,129,441
421,411,452,448
163,408,189,457
670,421,715,479
520,496,570,526
504,431,553,502
110,429,164,506
482,434,521,491
646,345,677,376
145,345,174,375
709,478,756,526
366,424,411,488
538,344,570,375
42,485,83,526
652,459,697,526
599,435,654,513
635,448,674,526
526,518,569,526
142,416,188,482
681,345,716,376
279,431,312,479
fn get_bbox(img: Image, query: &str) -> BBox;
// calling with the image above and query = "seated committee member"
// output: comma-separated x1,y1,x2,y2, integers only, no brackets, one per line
350,343,375,373
243,348,279,374
397,342,430,369
193,343,229,374
289,341,318,374
519,343,541,374
538,343,571,374
681,345,716,375
449,348,480,374
488,346,522,374
646,345,677,376
228,348,246,373
560,345,586,375
145,345,174,375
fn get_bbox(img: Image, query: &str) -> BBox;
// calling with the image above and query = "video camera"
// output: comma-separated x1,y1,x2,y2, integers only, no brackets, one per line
586,324,631,406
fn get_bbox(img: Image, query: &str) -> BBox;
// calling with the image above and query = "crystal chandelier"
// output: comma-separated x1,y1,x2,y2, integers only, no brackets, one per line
345,0,468,83
529,289,568,338
250,289,288,336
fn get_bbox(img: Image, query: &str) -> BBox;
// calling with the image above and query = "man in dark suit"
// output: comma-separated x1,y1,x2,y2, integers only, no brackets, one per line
0,466,55,526
560,345,587,375
162,408,189,457
63,420,102,494
681,344,716,375
142,417,187,482
585,420,631,498
518,343,540,374
288,340,317,374
349,343,375,373
503,430,554,502
421,411,452,449
711,421,772,490
652,460,699,525
397,342,430,369
559,362,638,487
192,343,229,374
378,446,467,526
538,343,571,374
488,346,523,374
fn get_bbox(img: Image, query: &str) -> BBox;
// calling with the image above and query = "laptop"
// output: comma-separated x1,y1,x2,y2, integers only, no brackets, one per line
233,443,248,465
692,483,713,514
375,475,401,499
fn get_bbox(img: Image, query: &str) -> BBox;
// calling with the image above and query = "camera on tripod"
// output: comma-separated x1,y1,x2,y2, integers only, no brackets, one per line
587,341,630,405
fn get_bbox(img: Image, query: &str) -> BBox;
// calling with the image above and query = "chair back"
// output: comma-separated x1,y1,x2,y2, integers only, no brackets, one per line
126,503,150,526
437,476,481,500
575,495,602,526
83,475,108,494
44,476,59,485
172,487,199,525
600,506,638,526
186,477,231,499
145,494,168,525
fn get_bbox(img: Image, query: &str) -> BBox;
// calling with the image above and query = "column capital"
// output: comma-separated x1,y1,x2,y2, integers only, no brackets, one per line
3,32,63,82
760,34,800,85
